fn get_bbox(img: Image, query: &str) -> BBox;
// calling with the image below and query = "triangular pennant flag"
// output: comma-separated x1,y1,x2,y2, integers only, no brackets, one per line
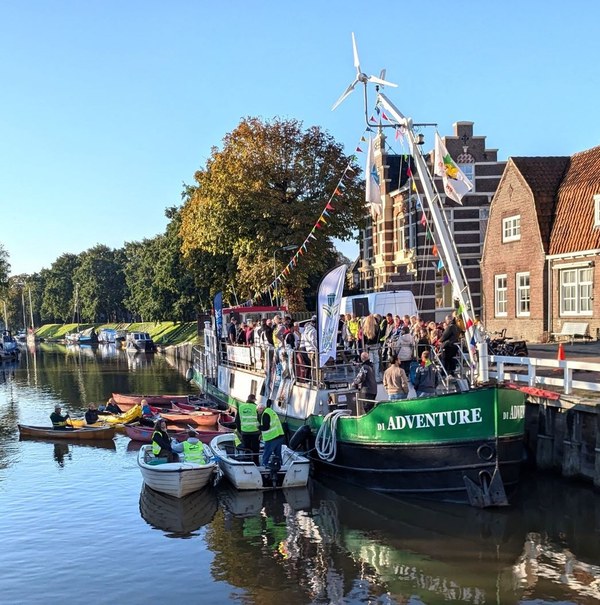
457,303,465,315
432,244,438,257
412,181,417,192
470,335,476,347
437,259,444,270
356,146,363,153
420,213,427,226
360,136,366,142
334,188,342,196
369,116,376,123
320,216,328,225
325,202,334,211
315,221,322,229
466,318,474,329
382,111,389,121
443,273,449,285
406,166,412,178
366,127,374,133
323,210,330,217
425,229,432,241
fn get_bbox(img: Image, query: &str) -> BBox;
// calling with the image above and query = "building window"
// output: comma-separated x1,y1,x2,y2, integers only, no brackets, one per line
560,267,593,316
459,163,475,190
594,194,600,228
502,216,521,242
516,272,530,317
495,275,507,317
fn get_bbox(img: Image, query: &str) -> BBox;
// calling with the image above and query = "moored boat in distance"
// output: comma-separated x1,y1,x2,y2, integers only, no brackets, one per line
137,444,217,498
0,330,20,360
210,433,310,491
126,331,156,353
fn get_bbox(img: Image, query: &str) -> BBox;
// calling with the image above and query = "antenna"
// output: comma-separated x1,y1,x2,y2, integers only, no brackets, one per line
332,33,397,111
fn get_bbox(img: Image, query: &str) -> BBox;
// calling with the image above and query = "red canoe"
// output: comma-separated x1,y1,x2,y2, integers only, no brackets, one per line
160,410,220,428
125,415,234,444
111,393,203,409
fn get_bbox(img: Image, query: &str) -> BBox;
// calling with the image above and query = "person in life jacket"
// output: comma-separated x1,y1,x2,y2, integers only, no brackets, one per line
50,405,74,430
172,430,208,464
257,400,285,467
151,419,179,462
234,394,260,462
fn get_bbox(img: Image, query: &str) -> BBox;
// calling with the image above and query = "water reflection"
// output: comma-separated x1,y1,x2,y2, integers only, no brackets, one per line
139,484,218,537
17,437,117,468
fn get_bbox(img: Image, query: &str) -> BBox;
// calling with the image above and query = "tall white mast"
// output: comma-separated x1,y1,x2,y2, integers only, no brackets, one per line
376,92,481,376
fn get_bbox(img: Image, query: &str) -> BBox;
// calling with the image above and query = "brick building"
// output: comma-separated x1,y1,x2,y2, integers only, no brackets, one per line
482,146,600,342
358,122,505,322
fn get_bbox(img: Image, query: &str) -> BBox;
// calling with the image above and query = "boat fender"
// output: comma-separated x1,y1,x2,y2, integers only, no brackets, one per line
477,443,495,461
185,367,194,381
289,425,311,451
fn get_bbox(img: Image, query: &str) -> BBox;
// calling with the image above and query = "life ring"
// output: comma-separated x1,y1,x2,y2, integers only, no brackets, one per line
477,443,495,461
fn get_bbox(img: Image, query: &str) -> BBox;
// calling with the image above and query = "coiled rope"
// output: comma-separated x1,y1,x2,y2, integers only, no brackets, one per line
314,409,351,462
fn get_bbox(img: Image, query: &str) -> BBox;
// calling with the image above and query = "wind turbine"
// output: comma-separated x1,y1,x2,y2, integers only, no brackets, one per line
331,32,397,111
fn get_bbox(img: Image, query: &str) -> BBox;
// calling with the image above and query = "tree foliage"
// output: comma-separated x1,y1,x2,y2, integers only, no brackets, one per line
41,253,80,322
180,117,364,309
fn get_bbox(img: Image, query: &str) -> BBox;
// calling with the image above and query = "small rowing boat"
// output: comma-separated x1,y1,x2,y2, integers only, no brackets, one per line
112,393,204,408
160,409,220,428
210,433,310,491
137,444,217,498
18,424,116,440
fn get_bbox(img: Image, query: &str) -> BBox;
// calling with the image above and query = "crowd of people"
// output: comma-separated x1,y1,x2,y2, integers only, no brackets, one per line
224,310,466,392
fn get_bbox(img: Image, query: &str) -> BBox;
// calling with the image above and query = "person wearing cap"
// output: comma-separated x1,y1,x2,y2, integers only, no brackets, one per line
172,430,208,464
50,405,73,430
352,352,378,412
257,400,285,467
235,394,260,461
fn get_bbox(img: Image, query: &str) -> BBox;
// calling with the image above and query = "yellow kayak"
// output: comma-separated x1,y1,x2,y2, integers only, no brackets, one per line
68,404,141,427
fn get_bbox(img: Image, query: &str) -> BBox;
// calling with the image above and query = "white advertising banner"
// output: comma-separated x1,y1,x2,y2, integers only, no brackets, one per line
317,264,347,368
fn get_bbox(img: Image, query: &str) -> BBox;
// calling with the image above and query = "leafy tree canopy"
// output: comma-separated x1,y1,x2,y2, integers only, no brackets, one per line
180,117,364,309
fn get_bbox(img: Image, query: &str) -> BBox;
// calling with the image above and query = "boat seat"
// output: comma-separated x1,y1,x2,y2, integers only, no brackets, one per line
146,458,169,465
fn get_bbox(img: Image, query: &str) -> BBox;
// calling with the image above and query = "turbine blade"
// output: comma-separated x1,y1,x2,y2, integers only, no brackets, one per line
368,75,398,88
352,32,361,73
331,80,358,111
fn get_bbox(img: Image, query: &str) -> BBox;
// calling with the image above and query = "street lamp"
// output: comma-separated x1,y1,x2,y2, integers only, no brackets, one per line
273,244,298,309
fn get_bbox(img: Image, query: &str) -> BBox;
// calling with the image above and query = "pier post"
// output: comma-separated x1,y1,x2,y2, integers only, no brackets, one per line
562,409,582,478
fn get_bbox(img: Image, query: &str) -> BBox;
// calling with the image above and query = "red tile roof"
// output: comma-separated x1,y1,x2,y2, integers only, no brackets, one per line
511,156,569,251
550,145,600,255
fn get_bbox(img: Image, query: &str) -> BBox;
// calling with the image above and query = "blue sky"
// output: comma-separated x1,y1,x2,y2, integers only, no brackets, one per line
2,1,599,276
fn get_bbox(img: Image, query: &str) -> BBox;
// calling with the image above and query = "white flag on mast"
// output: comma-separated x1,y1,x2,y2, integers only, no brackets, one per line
365,137,382,218
434,133,473,204
317,264,347,368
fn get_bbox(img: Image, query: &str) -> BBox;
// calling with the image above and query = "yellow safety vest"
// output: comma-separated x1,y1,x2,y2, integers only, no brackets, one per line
239,402,259,433
261,407,284,442
152,431,164,455
182,440,206,464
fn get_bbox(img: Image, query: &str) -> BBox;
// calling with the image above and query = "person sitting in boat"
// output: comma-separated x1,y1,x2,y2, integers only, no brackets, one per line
352,352,378,413
257,400,285,468
172,430,208,463
103,398,123,415
84,403,100,425
151,419,179,462
383,354,409,401
50,405,73,430
235,394,260,461
413,350,439,398
138,399,156,427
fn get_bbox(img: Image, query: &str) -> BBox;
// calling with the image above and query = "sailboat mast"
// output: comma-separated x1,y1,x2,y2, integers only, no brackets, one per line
376,92,480,374
28,287,35,329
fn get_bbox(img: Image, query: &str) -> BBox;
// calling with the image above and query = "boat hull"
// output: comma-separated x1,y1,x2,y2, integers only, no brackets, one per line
18,424,116,440
210,433,310,491
125,417,234,443
137,445,217,498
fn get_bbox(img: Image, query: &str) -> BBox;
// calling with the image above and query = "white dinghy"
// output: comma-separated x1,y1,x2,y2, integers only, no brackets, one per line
137,444,217,498
209,433,310,491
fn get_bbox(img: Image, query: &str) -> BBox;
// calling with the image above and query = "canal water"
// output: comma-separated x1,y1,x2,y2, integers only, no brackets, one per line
1,344,599,605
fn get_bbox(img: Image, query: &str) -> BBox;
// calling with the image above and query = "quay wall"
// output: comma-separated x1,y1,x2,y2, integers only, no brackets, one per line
525,396,600,489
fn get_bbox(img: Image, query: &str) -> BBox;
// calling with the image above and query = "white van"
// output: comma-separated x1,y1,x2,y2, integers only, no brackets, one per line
340,291,418,319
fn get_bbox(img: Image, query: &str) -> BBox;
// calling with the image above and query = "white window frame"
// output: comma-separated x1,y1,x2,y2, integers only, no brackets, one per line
516,272,530,317
594,194,600,228
495,274,508,317
559,267,593,316
502,215,521,242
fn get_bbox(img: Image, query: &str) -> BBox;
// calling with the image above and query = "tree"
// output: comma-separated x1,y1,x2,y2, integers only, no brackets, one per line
73,245,127,322
0,243,9,293
123,207,199,321
41,253,80,322
180,117,365,310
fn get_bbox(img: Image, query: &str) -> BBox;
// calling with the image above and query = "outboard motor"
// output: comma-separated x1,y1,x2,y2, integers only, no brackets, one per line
267,453,282,486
